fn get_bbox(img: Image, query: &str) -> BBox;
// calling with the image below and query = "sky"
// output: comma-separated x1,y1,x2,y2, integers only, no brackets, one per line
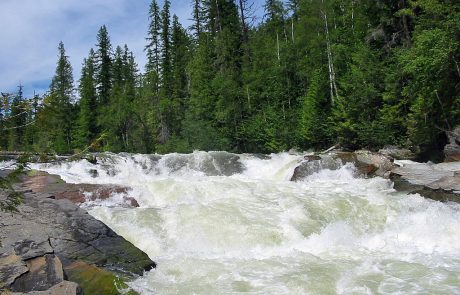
0,0,266,97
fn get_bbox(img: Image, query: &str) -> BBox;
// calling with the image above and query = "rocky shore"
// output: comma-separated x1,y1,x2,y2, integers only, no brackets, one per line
0,171,155,295
290,148,460,203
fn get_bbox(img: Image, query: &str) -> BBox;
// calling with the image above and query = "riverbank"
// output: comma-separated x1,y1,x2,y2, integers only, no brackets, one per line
0,170,155,294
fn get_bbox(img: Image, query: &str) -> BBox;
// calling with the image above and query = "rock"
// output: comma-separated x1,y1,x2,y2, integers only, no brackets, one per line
0,172,155,293
22,171,138,208
290,155,342,181
64,261,134,295
291,151,396,181
13,240,54,260
11,254,64,292
390,161,460,202
444,127,460,162
379,146,417,160
0,252,28,287
11,281,82,295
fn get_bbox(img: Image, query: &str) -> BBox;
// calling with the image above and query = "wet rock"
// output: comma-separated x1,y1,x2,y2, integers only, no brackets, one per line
291,155,342,181
64,261,134,295
444,127,460,162
291,151,396,181
11,254,64,292
88,169,98,178
22,171,137,207
390,161,460,202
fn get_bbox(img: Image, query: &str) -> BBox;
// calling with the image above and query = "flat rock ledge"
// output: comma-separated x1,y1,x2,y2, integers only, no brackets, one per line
291,151,460,203
390,161,460,202
1,172,155,295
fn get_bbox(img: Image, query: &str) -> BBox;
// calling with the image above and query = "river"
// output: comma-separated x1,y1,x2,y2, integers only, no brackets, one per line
33,151,460,294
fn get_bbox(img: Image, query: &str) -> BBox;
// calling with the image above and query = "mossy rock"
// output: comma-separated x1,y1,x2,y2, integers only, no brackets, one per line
65,261,139,295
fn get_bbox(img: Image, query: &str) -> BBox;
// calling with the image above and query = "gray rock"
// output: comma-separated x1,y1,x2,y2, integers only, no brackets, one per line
379,146,417,160
0,251,28,287
291,155,342,181
445,127,460,162
11,254,64,292
290,151,396,181
13,240,54,261
12,281,82,295
390,161,460,202
0,171,155,292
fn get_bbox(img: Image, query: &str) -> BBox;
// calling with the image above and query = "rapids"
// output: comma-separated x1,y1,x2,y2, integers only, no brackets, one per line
31,152,460,294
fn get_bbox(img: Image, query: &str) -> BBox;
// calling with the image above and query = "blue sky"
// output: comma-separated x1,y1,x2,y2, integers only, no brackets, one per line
0,0,266,97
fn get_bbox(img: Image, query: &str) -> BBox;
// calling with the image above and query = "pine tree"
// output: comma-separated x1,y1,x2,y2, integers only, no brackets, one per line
76,49,98,148
48,42,75,153
146,0,162,76
95,25,113,106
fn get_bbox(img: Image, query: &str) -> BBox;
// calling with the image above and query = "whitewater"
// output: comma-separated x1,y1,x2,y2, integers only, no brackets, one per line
31,151,460,294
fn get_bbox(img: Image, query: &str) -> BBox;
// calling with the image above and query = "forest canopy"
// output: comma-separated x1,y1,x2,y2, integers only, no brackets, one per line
1,0,459,157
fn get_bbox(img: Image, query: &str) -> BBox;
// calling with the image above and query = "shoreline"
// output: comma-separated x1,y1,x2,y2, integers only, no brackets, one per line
0,170,155,294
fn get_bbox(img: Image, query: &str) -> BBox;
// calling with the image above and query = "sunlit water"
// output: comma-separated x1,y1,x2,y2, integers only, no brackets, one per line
30,152,460,294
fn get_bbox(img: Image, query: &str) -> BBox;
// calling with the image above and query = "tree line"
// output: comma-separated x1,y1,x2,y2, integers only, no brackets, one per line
1,0,459,159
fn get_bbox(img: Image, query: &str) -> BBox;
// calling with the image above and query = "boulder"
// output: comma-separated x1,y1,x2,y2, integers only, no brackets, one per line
390,161,460,202
379,146,417,160
290,155,342,181
0,172,155,293
444,127,460,162
11,254,64,292
0,252,28,287
290,151,396,181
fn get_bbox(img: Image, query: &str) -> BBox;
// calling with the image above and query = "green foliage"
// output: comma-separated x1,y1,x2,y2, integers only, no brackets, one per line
0,158,27,213
2,0,459,156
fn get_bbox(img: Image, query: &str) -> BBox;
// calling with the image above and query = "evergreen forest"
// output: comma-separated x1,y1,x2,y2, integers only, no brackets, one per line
1,0,459,158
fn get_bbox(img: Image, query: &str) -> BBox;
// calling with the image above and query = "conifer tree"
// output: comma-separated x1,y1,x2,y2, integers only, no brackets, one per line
76,49,97,148
95,25,113,106
48,41,75,153
146,0,162,77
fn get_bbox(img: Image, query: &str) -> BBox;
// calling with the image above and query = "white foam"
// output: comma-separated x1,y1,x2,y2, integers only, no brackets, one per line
30,152,460,294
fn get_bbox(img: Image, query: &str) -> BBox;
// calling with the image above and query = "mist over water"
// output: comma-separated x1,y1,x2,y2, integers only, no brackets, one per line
33,152,460,294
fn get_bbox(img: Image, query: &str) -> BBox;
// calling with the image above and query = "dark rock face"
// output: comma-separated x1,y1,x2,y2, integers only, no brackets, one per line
445,127,460,162
0,172,155,293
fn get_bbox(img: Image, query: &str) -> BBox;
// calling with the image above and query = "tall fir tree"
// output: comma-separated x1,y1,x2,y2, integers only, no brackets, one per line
48,42,75,153
95,25,113,106
76,49,97,148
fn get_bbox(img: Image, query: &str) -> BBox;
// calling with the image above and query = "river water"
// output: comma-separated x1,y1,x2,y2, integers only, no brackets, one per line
33,152,460,294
